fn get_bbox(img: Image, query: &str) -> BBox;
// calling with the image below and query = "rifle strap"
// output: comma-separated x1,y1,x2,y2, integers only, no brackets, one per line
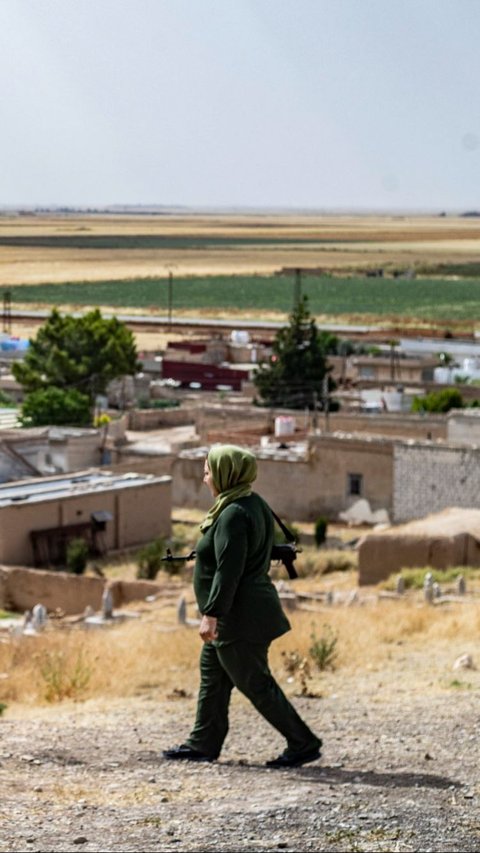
270,508,296,543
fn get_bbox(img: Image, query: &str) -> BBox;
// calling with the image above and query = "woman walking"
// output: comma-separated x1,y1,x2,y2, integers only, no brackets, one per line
163,444,321,768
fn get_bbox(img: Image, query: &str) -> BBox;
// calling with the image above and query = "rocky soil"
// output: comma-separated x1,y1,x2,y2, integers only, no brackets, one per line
1,654,479,853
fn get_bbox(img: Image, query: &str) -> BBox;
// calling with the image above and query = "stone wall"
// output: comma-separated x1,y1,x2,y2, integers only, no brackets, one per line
393,442,480,523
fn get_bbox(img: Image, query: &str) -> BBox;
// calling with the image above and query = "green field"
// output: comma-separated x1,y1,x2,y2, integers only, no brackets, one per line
0,234,355,250
4,274,480,321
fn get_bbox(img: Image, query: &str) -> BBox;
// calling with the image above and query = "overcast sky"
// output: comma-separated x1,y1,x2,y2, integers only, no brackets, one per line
1,0,479,212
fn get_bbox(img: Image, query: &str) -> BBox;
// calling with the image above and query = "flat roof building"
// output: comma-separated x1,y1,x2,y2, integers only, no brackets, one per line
0,468,171,567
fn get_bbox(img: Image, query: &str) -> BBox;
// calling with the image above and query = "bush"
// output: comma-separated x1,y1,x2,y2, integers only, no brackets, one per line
309,624,338,671
411,388,464,413
39,649,92,702
137,538,166,580
314,516,328,548
93,413,111,427
20,387,91,427
137,399,180,410
65,538,89,575
383,566,480,591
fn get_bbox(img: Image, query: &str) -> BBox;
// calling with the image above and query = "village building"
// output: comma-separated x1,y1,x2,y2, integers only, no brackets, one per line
0,468,171,567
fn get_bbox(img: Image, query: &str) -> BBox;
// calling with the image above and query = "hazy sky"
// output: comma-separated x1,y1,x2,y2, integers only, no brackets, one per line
1,0,479,211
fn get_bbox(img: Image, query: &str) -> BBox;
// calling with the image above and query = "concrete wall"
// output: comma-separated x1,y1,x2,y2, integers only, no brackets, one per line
447,410,480,444
393,443,480,523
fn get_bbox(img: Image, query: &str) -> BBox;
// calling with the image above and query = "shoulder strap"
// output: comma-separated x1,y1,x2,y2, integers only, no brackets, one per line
270,507,297,543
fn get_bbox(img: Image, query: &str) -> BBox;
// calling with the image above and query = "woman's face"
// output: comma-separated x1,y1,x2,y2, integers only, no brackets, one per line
203,458,219,497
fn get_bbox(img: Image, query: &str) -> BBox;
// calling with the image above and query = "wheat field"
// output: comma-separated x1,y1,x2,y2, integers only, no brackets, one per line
1,212,480,285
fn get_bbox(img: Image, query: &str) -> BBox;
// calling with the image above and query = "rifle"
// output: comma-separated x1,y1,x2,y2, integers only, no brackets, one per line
161,548,197,564
269,509,301,580
161,506,301,580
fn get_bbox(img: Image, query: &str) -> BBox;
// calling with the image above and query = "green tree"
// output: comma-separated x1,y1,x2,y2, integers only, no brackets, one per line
13,308,140,424
253,295,337,409
411,388,464,413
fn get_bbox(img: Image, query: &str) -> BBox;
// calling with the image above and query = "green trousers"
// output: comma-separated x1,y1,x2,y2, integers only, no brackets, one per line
186,640,320,759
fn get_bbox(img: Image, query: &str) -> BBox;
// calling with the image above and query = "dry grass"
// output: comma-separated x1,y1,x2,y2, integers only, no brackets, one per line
2,577,480,708
2,213,480,285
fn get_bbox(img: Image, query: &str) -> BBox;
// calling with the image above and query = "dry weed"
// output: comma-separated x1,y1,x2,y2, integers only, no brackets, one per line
2,583,480,707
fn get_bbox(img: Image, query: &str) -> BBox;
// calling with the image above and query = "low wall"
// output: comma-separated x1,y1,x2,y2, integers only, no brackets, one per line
128,407,196,430
0,566,164,616
326,412,446,441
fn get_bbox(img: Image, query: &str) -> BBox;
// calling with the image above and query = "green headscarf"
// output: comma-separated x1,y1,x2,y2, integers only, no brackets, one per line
199,444,257,532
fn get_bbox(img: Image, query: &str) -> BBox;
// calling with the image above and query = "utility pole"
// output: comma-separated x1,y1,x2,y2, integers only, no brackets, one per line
168,270,173,325
294,268,302,309
322,374,330,432
278,266,324,312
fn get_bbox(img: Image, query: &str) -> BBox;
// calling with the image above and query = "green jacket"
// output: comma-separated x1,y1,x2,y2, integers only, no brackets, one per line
193,492,291,645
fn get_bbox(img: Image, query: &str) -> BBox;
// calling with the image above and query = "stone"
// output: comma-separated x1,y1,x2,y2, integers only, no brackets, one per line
31,603,47,631
177,595,187,625
396,575,405,595
101,587,114,620
453,653,475,671
456,575,466,595
423,572,434,603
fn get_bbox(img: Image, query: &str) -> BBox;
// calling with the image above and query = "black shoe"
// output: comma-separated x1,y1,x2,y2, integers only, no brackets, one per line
163,744,216,763
266,743,322,769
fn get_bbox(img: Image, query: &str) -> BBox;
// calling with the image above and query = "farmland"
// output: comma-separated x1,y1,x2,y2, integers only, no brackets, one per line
1,211,480,330
4,274,480,325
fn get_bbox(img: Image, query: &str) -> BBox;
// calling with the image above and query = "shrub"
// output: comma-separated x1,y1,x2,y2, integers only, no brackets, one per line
65,538,89,575
314,516,328,548
137,399,180,410
93,413,111,427
411,388,464,413
309,624,338,671
383,566,480,591
39,649,92,702
20,386,91,427
137,538,166,580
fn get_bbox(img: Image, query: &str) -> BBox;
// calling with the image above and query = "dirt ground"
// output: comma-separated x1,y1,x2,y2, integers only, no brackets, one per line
1,635,479,853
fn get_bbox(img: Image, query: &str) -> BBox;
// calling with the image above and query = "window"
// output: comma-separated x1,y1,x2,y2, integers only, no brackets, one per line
347,473,363,496
358,366,375,379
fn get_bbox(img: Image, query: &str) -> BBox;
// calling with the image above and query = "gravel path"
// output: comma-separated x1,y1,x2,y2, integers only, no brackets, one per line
1,665,478,853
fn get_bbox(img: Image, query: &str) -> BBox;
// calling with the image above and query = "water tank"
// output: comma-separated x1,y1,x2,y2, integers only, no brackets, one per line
433,367,453,384
274,416,295,437
230,330,250,344
382,390,403,412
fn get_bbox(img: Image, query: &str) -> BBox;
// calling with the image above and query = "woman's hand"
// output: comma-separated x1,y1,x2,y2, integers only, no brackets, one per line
199,615,218,643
